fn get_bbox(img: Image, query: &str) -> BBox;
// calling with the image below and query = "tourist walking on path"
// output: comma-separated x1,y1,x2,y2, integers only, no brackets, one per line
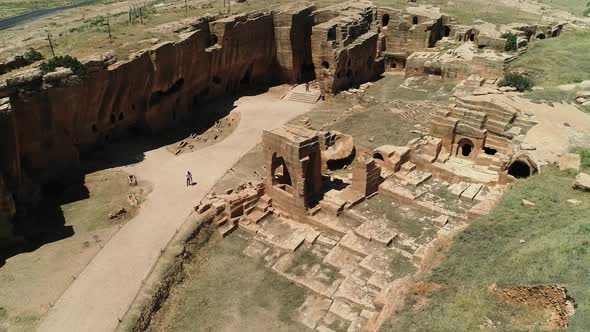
186,171,193,186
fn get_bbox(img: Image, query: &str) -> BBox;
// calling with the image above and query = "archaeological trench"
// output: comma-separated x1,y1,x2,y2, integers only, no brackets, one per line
0,0,585,331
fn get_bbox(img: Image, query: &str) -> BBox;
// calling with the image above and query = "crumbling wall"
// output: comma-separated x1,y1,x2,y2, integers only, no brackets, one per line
262,126,322,221
377,6,448,70
311,2,384,96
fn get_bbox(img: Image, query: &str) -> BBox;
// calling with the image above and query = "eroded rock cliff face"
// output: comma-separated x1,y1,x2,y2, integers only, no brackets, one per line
0,3,388,243
311,1,384,96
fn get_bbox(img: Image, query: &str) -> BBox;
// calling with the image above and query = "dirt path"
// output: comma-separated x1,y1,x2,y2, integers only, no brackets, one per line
514,97,590,163
36,86,313,332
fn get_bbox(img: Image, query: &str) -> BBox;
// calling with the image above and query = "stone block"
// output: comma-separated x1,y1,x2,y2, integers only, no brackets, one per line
559,153,581,171
573,173,590,191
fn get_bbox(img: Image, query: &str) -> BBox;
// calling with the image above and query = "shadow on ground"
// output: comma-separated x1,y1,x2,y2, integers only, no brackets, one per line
0,86,270,266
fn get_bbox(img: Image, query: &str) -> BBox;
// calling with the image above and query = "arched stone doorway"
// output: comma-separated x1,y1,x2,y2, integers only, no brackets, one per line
457,138,475,157
507,155,539,179
271,153,292,190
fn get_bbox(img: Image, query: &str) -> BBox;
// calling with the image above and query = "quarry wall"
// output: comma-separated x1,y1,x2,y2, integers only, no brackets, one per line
0,2,386,243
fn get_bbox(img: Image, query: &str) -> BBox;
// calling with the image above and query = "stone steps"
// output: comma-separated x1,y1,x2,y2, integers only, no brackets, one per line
513,117,538,133
455,99,516,124
288,91,321,104
217,219,237,237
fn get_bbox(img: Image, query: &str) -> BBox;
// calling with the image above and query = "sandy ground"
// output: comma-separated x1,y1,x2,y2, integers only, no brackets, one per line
36,85,314,332
514,97,590,163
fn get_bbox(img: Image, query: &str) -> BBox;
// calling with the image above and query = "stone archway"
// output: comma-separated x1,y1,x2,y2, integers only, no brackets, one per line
507,155,539,179
457,138,474,157
271,153,292,189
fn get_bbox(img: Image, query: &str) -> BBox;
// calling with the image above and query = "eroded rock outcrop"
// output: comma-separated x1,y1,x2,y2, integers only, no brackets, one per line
311,1,384,95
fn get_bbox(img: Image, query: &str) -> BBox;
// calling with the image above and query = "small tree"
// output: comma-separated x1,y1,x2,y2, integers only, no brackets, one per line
501,32,517,52
498,72,534,92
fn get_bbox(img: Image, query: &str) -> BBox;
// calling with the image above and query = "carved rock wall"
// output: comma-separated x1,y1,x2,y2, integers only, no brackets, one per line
376,6,449,69
274,4,316,83
311,2,384,96
0,3,384,241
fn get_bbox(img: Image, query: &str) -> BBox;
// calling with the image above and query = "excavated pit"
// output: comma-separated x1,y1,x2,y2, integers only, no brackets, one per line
493,284,576,330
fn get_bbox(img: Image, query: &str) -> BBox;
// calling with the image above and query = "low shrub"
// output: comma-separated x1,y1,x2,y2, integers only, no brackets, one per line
23,48,43,62
498,72,534,92
40,55,87,79
501,32,517,51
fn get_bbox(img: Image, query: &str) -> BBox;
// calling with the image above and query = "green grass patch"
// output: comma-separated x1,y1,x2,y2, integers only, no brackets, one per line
510,30,590,87
146,231,307,331
498,72,534,92
571,147,590,171
537,0,589,16
0,0,97,19
394,159,590,331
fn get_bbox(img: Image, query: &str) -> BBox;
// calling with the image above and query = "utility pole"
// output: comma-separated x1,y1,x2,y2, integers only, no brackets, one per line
47,33,55,58
107,18,112,41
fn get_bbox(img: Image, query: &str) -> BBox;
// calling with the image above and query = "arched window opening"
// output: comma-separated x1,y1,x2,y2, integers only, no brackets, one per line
508,160,532,179
271,154,292,191
444,27,451,37
373,152,384,161
382,14,390,27
458,138,474,157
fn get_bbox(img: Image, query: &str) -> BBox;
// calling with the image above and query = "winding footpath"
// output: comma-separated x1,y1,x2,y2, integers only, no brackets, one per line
37,87,313,332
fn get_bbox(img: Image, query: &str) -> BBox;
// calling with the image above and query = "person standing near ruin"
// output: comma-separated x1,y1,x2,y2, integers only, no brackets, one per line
186,171,193,186
305,82,310,92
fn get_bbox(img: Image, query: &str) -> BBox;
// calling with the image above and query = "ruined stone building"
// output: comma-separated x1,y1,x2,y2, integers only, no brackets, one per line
263,125,323,222
0,0,560,244
376,6,451,70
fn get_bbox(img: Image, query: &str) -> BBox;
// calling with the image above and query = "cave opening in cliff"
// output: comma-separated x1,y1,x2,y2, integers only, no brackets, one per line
300,63,315,81
119,113,124,121
469,33,475,42
110,113,116,124
321,61,330,69
91,124,97,133
208,34,218,47
412,16,418,25
382,14,390,27
444,27,451,37
536,33,545,40
150,78,185,106
327,28,336,41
